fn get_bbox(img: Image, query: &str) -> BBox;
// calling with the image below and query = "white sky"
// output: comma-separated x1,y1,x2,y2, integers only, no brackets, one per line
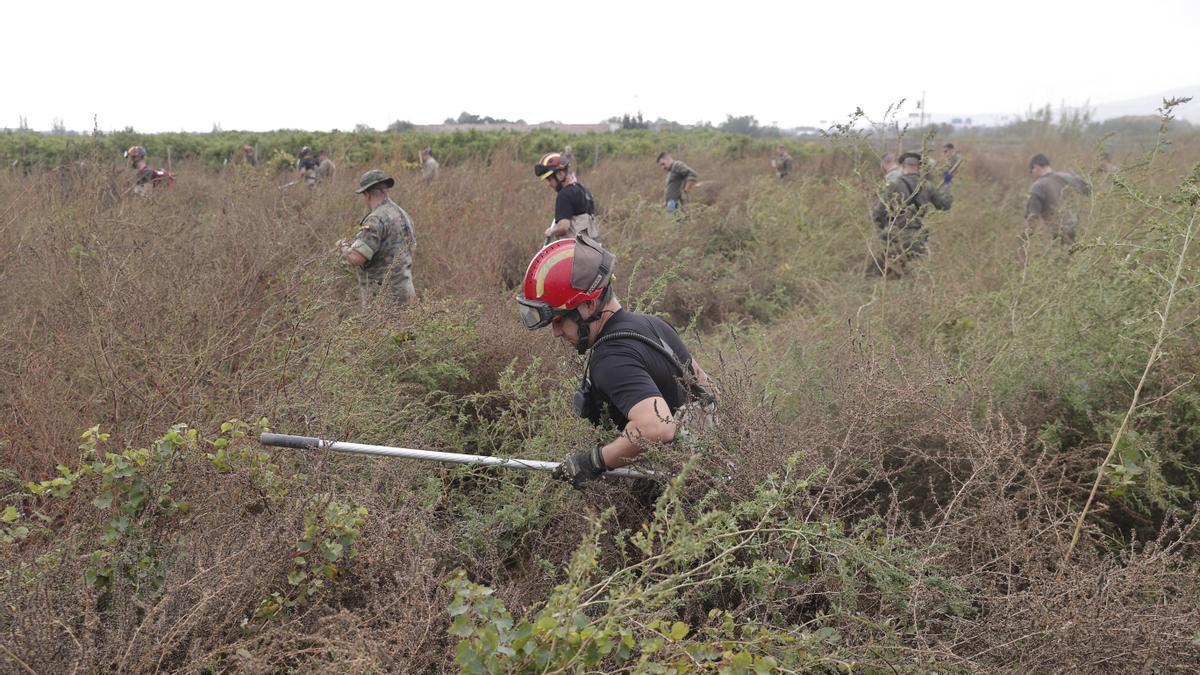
5,0,1199,133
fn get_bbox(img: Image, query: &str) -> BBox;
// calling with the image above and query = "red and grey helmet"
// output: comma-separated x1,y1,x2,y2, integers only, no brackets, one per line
517,237,615,331
533,152,569,180
124,145,146,160
242,144,254,153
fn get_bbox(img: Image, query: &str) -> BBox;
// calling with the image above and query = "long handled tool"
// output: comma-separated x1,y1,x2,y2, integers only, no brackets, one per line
260,433,648,479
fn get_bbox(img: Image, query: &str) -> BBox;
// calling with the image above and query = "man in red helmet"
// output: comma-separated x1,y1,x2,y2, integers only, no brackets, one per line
534,152,599,242
517,236,714,486
125,145,174,196
242,145,257,166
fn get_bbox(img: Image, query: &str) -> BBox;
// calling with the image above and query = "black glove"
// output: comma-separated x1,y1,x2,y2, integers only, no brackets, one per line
553,444,608,487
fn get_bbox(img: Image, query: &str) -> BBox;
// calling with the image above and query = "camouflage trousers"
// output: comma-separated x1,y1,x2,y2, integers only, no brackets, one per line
1026,217,1077,246
865,226,928,278
358,264,416,309
1048,218,1077,245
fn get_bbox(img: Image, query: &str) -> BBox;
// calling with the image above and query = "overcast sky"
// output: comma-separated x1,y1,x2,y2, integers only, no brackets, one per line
5,0,1199,133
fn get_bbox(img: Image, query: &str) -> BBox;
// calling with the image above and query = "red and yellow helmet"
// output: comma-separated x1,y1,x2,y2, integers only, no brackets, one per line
533,152,569,180
517,237,615,330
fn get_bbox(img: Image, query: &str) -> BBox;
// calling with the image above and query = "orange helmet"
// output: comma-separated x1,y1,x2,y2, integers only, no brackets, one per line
533,152,569,180
517,236,615,331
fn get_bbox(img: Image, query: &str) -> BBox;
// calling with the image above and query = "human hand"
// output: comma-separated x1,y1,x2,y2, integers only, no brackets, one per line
552,444,608,488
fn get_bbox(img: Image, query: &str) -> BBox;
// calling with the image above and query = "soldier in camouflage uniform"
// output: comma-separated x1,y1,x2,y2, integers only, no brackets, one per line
941,143,963,185
656,152,699,210
771,145,794,179
1026,154,1091,245
337,170,417,307
420,147,439,181
867,152,953,278
317,150,336,181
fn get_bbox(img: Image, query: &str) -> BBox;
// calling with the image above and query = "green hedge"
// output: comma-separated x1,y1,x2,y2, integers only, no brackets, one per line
0,128,822,170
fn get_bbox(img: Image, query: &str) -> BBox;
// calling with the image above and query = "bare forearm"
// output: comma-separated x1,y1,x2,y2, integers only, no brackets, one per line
601,398,677,468
338,241,368,266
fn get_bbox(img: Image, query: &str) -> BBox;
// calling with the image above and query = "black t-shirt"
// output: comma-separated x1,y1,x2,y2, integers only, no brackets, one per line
554,182,595,222
586,310,693,431
298,157,319,171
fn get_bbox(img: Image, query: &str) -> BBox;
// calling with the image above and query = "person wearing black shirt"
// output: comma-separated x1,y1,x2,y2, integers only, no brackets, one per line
533,152,600,242
516,236,713,486
297,146,319,188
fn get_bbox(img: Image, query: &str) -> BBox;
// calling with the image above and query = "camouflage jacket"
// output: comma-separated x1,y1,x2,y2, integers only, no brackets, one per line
772,153,794,178
350,199,417,290
1026,171,1090,226
872,172,953,230
664,160,699,202
422,157,439,181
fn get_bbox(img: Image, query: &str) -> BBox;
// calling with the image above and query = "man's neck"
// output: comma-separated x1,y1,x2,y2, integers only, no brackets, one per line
366,194,388,209
588,299,622,338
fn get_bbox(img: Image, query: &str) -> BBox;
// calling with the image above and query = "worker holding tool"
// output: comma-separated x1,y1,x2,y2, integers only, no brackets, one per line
941,143,963,185
533,152,599,243
260,236,708,483
337,170,417,307
516,236,716,486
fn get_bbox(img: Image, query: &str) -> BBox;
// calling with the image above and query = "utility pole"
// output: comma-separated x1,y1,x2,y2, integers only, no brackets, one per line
919,90,927,128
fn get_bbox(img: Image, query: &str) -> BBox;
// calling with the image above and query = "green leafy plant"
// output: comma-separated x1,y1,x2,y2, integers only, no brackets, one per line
445,459,962,673
251,497,367,622
26,424,194,591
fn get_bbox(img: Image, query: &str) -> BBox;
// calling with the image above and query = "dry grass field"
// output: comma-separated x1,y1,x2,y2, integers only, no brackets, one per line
1,124,1199,672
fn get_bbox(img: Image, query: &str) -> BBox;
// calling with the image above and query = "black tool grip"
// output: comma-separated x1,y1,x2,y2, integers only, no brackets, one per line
260,433,323,449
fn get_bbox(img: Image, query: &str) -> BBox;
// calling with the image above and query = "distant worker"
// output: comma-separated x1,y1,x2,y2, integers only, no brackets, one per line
297,146,319,188
516,236,716,486
337,170,418,307
317,150,336,180
420,147,439,181
534,152,599,242
561,145,576,172
941,143,963,185
125,145,174,196
1099,151,1119,174
868,152,953,277
880,152,901,183
1026,154,1091,245
657,152,699,211
242,145,256,166
771,144,794,179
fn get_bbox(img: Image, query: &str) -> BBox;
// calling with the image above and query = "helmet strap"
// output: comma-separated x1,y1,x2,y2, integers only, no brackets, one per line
573,286,611,355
